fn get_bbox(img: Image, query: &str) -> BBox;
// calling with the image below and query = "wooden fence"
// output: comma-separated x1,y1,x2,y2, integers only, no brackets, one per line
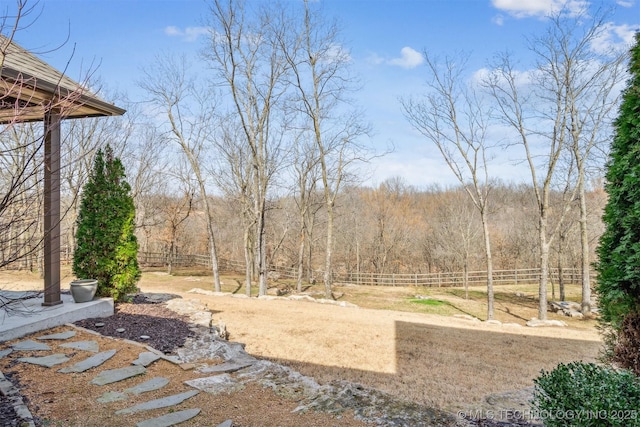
137,252,593,288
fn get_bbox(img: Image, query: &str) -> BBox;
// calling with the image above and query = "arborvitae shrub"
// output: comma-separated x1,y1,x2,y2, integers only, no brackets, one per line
73,145,141,301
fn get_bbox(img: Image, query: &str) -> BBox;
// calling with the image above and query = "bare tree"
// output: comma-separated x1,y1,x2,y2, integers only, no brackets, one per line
204,0,291,296
484,9,627,320
402,53,497,319
139,55,222,291
212,120,256,295
288,131,321,291
280,0,370,298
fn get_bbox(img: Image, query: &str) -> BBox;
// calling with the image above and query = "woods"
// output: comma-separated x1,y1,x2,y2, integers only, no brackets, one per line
1,0,635,317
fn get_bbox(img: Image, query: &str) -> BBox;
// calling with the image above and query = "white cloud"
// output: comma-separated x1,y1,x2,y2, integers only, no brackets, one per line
590,23,639,55
617,0,634,6
491,0,588,18
492,14,506,26
388,47,424,69
164,26,209,42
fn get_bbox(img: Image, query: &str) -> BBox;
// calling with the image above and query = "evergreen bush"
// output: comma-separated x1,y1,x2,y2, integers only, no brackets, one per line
595,32,640,364
533,362,640,427
73,145,141,301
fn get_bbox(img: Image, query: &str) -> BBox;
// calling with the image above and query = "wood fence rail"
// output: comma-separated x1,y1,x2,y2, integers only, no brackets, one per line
136,252,594,288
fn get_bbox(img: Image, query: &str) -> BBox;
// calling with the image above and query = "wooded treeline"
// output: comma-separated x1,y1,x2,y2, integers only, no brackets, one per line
1,1,633,319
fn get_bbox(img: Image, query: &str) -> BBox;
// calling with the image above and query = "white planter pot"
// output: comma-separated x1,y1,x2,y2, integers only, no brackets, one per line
70,279,98,303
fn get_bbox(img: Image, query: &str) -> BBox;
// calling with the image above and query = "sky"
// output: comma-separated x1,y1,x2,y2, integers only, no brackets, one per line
5,0,640,189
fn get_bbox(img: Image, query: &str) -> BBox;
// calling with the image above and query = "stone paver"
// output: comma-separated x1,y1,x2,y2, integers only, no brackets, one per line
97,377,171,403
91,365,146,386
59,340,100,352
115,390,199,415
124,377,170,395
0,349,12,359
197,360,253,374
132,351,161,367
18,354,70,368
217,420,233,427
185,374,244,395
11,340,51,351
96,391,128,403
59,349,117,373
37,330,77,340
135,408,201,427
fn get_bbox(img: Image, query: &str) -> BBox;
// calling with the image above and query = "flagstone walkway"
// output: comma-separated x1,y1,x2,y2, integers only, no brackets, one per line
0,327,234,427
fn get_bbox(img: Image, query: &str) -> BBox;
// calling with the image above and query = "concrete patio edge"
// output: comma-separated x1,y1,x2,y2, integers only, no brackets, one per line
0,293,114,342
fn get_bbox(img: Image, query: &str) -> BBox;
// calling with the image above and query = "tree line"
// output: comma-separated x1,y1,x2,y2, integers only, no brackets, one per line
1,0,633,320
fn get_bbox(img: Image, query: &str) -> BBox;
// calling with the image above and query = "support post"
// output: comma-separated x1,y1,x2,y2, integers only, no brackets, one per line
43,108,62,306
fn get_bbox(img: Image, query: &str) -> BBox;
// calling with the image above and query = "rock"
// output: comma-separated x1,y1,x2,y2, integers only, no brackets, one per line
185,374,245,395
196,361,254,374
18,354,70,368
94,322,105,327
124,377,170,395
140,335,150,340
90,365,146,386
187,288,231,297
11,340,51,351
97,391,128,403
453,314,480,322
116,328,125,333
59,349,117,373
0,349,13,359
132,352,161,367
485,320,502,326
217,420,233,427
526,318,567,327
115,390,199,414
136,408,201,427
59,340,100,352
568,310,584,318
37,330,77,340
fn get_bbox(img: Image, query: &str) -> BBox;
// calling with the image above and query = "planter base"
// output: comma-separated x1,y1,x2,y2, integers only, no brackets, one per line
70,279,98,303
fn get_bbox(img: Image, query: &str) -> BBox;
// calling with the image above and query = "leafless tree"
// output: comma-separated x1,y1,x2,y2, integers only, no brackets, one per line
212,120,256,295
484,8,627,319
204,0,292,296
402,53,497,319
139,55,223,291
280,0,371,298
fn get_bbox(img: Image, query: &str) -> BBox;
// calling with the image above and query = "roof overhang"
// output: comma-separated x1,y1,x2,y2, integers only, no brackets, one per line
0,35,125,123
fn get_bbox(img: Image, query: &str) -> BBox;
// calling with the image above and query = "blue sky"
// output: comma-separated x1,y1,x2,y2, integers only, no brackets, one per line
7,0,640,188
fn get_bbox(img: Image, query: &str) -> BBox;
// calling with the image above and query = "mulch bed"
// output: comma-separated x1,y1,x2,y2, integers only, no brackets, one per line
74,294,195,353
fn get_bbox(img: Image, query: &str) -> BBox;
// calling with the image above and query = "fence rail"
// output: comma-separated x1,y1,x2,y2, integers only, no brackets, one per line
136,252,594,288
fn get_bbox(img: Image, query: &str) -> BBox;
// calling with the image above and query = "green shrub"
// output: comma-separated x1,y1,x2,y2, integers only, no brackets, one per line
73,145,141,302
533,362,640,427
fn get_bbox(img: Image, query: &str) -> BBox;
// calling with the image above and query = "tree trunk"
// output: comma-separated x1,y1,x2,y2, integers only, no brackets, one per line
244,225,252,296
257,198,268,297
324,201,334,299
539,222,550,321
481,210,494,320
297,226,305,292
578,186,591,315
202,196,222,292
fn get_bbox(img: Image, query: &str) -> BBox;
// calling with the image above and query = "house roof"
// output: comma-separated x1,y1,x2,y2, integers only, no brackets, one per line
0,35,125,123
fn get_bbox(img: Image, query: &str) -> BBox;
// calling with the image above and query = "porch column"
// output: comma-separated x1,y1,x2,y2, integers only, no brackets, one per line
43,108,62,306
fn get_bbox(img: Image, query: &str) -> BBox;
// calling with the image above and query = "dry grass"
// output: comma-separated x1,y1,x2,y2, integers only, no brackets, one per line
2,268,603,413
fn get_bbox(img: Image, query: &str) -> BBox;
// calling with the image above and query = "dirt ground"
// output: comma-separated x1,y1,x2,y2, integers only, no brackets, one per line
133,272,602,410
1,269,603,425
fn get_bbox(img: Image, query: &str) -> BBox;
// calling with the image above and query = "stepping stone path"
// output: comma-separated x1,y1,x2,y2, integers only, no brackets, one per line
3,327,212,427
